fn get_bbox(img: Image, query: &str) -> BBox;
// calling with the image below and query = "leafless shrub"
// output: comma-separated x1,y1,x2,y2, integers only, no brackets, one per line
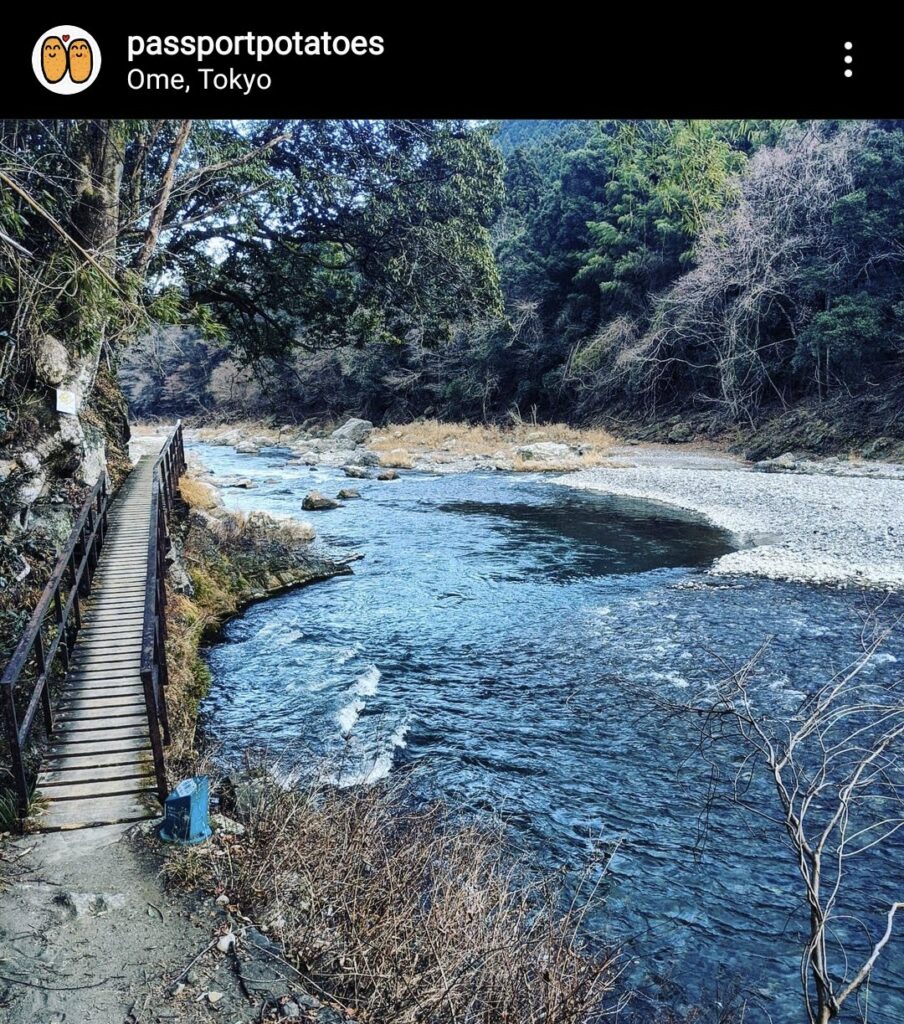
165,765,625,1023
627,610,903,1024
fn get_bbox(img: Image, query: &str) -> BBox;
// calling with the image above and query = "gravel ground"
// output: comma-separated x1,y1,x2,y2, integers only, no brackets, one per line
559,453,904,590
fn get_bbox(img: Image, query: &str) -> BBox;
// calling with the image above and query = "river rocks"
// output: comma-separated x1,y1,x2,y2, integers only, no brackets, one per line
342,465,369,479
515,441,572,461
336,488,360,500
752,453,904,481
289,452,319,466
302,490,341,510
34,334,71,386
331,417,373,444
245,510,316,542
346,449,381,467
188,506,228,540
235,441,261,454
753,452,798,472
377,469,399,481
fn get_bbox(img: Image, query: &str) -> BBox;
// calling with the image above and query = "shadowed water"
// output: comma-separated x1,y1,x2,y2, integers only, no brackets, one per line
195,443,904,1021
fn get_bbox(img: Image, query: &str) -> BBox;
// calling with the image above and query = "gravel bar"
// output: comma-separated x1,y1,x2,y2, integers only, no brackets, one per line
557,454,904,590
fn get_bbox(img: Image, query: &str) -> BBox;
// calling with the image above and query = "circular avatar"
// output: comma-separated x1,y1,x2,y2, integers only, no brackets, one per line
32,27,101,94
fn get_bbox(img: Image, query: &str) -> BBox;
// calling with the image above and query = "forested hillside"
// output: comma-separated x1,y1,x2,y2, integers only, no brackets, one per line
116,118,904,457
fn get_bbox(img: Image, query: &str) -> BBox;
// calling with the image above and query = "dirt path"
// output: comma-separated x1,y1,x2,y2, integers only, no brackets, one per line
0,820,323,1023
0,823,208,1022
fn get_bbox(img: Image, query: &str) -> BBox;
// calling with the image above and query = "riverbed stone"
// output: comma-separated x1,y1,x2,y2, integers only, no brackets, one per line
302,490,341,510
331,418,373,444
336,488,360,500
515,442,572,461
346,449,381,467
377,469,399,481
342,465,369,479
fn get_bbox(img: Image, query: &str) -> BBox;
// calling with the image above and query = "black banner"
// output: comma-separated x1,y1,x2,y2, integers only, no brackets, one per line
5,17,900,117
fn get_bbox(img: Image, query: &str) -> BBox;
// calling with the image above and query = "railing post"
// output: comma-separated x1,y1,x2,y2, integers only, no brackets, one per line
35,631,53,736
54,590,69,671
141,666,169,804
3,686,29,819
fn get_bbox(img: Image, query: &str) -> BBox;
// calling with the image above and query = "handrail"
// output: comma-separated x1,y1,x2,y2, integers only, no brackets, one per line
140,421,186,803
1,473,110,819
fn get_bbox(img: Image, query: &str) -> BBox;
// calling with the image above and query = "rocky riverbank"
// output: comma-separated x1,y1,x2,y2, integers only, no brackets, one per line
189,417,618,474
187,418,904,591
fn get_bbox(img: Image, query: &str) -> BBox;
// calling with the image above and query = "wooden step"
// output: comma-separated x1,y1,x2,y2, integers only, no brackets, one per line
39,762,151,786
40,793,158,831
46,735,151,758
39,777,154,801
42,748,153,772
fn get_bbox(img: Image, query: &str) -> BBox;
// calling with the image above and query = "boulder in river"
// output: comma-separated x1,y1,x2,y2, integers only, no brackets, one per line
377,469,399,481
289,452,319,466
342,465,370,479
336,488,361,500
515,442,573,461
302,490,341,510
331,417,373,444
346,449,381,467
235,441,261,454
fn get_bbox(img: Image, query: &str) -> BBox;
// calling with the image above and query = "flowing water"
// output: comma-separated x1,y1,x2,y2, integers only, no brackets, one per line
194,443,904,1021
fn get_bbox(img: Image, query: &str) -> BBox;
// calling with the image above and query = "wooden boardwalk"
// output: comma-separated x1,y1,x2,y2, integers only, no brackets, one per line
35,449,163,830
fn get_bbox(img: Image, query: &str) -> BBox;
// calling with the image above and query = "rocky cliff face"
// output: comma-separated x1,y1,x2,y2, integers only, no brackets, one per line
0,335,130,654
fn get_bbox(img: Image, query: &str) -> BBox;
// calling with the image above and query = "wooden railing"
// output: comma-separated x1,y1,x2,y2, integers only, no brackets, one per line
1,475,110,819
140,421,186,803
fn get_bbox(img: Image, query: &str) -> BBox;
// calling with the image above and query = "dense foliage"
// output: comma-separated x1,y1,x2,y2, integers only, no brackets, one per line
4,118,902,443
122,118,904,446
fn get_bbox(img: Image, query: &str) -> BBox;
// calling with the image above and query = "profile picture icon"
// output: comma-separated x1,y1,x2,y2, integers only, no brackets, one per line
32,27,101,94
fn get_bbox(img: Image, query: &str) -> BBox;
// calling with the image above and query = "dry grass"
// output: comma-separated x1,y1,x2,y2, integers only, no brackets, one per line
371,419,615,458
177,476,220,510
164,764,623,1024
378,449,415,469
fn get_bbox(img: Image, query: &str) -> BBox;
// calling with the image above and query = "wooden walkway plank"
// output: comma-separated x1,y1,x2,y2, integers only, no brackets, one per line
34,445,166,831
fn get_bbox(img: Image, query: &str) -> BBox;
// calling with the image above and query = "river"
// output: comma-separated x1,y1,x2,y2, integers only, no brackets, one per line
193,442,904,1022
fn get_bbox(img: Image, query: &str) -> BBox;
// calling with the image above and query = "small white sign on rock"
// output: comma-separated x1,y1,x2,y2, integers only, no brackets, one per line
56,387,79,416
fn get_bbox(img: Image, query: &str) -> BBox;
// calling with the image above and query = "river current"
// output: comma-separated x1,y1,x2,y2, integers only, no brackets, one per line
194,443,904,1021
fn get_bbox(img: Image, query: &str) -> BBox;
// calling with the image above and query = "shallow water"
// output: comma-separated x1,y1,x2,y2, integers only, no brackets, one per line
196,443,904,1021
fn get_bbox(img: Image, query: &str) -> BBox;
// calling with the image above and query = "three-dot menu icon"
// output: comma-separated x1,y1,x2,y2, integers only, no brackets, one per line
844,41,853,78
